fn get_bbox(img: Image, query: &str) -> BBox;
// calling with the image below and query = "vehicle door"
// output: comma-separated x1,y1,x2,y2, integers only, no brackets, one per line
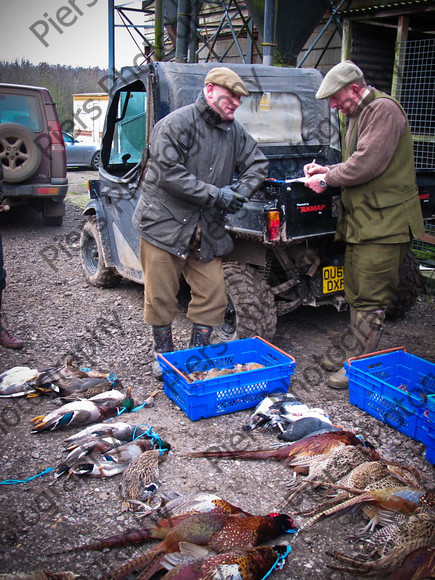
97,74,149,283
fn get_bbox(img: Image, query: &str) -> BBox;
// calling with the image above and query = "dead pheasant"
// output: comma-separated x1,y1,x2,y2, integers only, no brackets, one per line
187,430,371,475
297,459,423,530
282,444,380,507
299,486,435,531
159,544,290,579
326,511,435,577
58,494,253,554
103,512,296,580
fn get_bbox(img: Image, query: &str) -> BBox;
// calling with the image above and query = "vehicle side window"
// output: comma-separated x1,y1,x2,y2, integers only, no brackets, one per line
109,89,146,167
0,94,42,131
63,132,74,144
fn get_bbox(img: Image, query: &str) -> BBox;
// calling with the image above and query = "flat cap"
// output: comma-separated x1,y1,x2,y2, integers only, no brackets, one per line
316,60,364,99
204,67,249,96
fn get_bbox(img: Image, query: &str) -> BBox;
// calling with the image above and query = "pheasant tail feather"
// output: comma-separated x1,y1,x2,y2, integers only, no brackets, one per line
105,546,163,580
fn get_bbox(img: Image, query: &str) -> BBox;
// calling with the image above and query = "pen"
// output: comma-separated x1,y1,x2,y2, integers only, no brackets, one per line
310,158,316,170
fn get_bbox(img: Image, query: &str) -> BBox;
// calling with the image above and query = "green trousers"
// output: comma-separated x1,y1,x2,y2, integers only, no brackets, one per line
140,237,228,327
344,241,411,310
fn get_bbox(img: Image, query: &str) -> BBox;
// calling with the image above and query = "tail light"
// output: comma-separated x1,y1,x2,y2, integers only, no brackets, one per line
49,121,65,151
49,121,67,178
267,210,281,242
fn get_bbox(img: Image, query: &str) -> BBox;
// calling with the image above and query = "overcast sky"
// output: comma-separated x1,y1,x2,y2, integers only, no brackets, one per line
0,0,145,69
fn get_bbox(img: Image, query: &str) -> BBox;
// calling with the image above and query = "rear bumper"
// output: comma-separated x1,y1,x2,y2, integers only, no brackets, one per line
2,178,68,200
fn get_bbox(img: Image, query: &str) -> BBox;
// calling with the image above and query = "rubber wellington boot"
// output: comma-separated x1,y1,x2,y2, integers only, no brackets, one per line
321,307,357,371
152,324,174,380
189,324,213,348
328,310,385,390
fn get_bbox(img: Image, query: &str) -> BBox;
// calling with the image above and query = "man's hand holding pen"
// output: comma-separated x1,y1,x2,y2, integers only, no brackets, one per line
303,158,330,194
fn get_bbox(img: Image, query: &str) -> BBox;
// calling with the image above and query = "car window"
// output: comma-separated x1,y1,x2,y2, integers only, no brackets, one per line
62,132,75,144
109,90,146,166
0,94,43,131
235,92,303,144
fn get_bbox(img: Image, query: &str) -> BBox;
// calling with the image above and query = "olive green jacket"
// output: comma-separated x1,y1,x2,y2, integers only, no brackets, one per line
335,90,424,244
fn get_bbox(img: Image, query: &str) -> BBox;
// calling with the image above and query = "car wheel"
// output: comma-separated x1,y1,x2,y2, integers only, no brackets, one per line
91,151,100,171
0,123,42,183
212,263,277,343
80,217,121,287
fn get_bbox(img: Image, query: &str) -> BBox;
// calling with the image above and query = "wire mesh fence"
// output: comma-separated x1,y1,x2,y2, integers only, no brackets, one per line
393,38,435,170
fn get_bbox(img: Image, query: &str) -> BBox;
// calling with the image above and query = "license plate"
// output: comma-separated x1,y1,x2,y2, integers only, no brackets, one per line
323,266,344,294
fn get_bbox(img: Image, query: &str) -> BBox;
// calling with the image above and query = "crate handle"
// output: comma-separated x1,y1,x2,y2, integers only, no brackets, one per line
157,353,193,383
347,346,407,365
253,336,296,362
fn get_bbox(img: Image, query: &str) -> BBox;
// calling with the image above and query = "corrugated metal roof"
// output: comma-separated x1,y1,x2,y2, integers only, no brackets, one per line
338,0,435,15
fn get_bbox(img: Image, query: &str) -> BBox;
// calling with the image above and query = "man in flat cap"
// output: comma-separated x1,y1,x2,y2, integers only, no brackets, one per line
304,60,424,390
133,66,268,377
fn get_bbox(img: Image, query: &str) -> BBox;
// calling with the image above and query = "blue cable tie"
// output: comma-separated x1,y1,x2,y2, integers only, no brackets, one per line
286,527,299,534
106,372,118,386
131,424,166,456
80,367,118,387
0,466,55,485
117,400,148,415
261,545,292,579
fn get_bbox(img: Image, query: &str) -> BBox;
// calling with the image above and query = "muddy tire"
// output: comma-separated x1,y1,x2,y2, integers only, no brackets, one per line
385,251,422,319
212,263,277,342
0,123,42,183
80,217,121,287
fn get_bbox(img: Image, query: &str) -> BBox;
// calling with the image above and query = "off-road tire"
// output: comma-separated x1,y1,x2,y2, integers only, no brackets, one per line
80,217,121,287
0,123,42,183
385,251,422,319
212,263,277,342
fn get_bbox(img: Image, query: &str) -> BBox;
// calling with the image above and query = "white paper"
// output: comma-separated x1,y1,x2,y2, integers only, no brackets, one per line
285,176,307,184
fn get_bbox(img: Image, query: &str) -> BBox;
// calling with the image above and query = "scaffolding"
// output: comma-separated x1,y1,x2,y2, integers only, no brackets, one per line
109,0,260,72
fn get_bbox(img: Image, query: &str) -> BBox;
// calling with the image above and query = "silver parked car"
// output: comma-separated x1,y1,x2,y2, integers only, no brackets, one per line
62,131,100,170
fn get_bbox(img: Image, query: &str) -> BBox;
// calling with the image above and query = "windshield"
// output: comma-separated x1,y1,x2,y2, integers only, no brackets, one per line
235,91,303,145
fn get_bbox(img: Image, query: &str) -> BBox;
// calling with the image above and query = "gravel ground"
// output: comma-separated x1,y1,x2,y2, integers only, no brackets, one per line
0,170,434,579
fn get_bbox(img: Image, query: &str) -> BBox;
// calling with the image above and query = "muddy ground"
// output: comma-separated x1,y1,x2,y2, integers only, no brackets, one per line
0,169,434,579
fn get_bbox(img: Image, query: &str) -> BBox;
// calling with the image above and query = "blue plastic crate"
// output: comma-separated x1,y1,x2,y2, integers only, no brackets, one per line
428,394,435,424
421,421,435,464
157,336,296,421
346,348,435,446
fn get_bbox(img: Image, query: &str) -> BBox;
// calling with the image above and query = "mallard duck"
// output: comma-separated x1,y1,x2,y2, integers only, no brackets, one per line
30,389,136,433
119,448,169,512
55,436,124,478
31,358,118,398
0,366,39,397
69,438,170,478
62,422,149,450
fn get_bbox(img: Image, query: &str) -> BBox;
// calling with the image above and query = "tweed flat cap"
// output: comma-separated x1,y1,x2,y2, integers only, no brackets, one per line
316,60,364,99
204,67,249,96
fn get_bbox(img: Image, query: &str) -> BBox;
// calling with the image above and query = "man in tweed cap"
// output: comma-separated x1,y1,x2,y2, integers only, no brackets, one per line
133,66,268,377
304,61,424,389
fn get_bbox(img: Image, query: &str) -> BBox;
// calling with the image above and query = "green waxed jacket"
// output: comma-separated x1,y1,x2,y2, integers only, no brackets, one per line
335,90,424,244
132,92,268,262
